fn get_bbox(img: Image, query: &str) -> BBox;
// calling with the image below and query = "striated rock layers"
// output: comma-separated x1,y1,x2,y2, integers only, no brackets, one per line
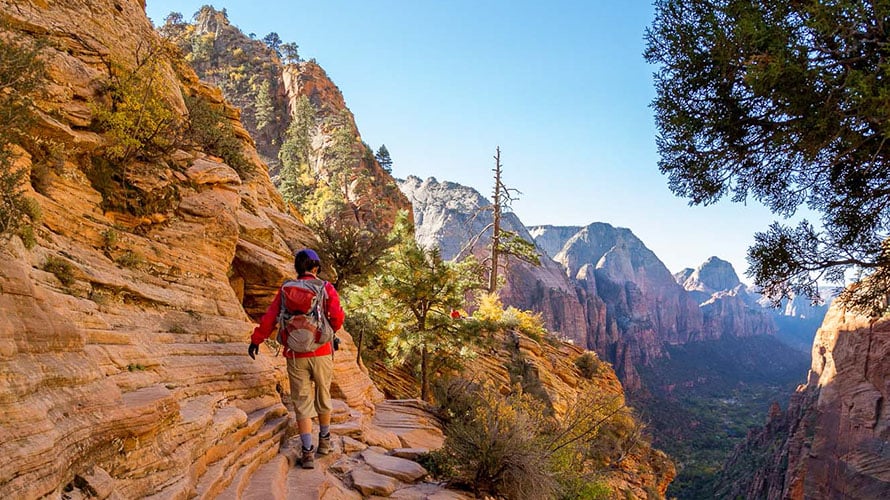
676,256,777,341
537,223,706,389
0,1,387,497
718,302,890,499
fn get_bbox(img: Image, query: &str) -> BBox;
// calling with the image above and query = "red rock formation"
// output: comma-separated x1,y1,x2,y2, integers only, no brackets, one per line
282,61,410,229
0,1,382,497
717,302,890,499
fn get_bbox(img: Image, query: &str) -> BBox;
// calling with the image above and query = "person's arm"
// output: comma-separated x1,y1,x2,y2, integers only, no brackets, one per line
324,282,345,331
251,289,282,345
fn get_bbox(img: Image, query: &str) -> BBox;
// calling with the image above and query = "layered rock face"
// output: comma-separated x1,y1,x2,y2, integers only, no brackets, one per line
718,303,890,499
537,223,706,388
281,61,410,228
0,1,390,497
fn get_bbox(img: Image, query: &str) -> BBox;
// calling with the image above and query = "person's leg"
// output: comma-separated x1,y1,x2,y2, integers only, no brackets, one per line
287,357,318,468
312,355,334,454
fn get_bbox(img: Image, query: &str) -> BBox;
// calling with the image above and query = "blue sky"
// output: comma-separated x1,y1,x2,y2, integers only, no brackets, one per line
145,0,789,282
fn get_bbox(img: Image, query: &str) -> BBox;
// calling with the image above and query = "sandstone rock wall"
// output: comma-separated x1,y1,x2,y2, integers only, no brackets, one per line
717,302,890,499
787,305,890,498
0,1,382,497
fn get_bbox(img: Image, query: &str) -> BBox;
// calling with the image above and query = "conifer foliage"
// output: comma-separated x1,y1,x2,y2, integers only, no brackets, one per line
347,212,485,401
0,22,45,236
646,0,890,315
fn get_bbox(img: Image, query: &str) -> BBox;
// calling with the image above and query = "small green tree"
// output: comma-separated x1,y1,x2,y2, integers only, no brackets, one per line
278,95,317,206
183,93,247,174
92,41,181,164
262,32,282,55
326,112,369,224
375,144,392,173
349,212,485,401
253,79,275,133
280,42,300,64
309,215,394,289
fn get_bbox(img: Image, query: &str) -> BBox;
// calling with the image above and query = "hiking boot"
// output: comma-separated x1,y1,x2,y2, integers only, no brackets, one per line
317,433,333,455
300,446,316,469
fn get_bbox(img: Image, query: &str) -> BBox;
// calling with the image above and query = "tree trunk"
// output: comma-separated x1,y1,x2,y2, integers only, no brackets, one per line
489,146,502,293
420,344,430,402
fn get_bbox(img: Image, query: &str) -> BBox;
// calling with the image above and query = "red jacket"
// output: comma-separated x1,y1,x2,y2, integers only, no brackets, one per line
251,274,345,358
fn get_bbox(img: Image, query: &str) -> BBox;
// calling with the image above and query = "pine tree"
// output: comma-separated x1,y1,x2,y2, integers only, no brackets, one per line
375,144,392,173
280,42,300,64
0,23,45,234
262,32,282,55
253,80,275,132
277,95,315,207
463,147,540,293
348,212,485,401
646,0,890,315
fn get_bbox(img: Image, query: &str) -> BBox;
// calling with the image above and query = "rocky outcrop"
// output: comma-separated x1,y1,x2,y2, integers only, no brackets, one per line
679,256,742,295
677,257,777,339
545,223,705,388
718,302,890,499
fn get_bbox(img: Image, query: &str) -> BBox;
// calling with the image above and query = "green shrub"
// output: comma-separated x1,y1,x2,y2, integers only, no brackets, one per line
575,352,604,379
18,225,36,249
43,256,75,286
183,93,248,174
558,478,613,500
102,228,119,249
21,196,41,222
114,250,142,268
434,379,557,499
91,43,181,164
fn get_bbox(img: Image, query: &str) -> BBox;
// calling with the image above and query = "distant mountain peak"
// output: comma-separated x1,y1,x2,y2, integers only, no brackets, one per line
680,256,741,293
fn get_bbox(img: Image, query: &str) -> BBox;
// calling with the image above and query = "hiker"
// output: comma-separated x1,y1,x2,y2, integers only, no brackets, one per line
247,248,345,469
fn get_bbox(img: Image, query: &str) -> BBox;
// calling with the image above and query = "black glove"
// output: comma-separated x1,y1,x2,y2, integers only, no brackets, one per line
333,336,341,351
248,343,259,359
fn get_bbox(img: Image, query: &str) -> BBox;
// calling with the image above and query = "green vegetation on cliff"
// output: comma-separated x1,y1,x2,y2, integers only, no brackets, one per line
0,22,45,239
160,6,287,159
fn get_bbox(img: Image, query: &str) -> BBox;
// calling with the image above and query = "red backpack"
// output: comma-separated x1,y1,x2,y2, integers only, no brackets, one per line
276,279,334,353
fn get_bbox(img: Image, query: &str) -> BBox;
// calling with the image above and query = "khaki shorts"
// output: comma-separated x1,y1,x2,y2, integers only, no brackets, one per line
286,355,333,420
